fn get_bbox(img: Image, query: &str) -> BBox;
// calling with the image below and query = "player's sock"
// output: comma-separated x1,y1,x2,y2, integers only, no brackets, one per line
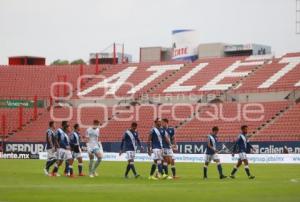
163,162,168,175
157,160,163,175
69,165,73,176
52,163,58,174
64,161,69,174
89,160,94,174
231,166,238,176
45,159,56,171
217,163,223,176
125,164,131,176
150,163,156,176
171,166,176,177
130,162,137,176
244,165,251,177
92,157,102,173
78,163,83,174
203,165,208,178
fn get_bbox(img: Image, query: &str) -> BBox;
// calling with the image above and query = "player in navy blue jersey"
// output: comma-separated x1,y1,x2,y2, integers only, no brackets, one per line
70,123,85,176
230,125,255,179
161,118,177,179
119,122,143,179
203,126,227,179
51,124,75,177
147,118,170,180
44,121,57,175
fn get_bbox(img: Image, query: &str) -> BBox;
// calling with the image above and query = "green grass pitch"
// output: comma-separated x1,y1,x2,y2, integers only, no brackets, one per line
0,160,299,202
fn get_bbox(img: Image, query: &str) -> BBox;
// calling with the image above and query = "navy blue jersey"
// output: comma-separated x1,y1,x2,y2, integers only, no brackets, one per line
233,133,248,153
162,127,172,149
205,134,217,155
57,129,70,149
70,131,81,153
150,127,165,149
46,128,56,150
165,127,175,145
55,128,64,145
120,129,141,151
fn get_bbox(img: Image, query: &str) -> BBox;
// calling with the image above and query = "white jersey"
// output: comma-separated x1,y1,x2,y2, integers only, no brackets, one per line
86,127,100,148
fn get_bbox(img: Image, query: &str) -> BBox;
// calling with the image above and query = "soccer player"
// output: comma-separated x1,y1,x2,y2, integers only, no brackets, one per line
55,121,70,175
51,124,75,177
119,122,143,178
161,118,177,179
70,123,85,176
230,125,255,179
44,121,57,175
147,118,170,180
86,120,103,178
203,126,227,179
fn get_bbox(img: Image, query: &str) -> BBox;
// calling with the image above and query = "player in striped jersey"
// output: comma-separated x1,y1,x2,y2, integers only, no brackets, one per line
203,126,227,179
70,123,85,176
119,122,143,178
230,125,255,179
147,118,170,180
51,124,75,177
44,121,57,175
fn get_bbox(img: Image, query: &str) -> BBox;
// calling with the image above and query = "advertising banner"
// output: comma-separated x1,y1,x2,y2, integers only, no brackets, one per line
37,152,300,164
0,99,44,108
172,29,199,61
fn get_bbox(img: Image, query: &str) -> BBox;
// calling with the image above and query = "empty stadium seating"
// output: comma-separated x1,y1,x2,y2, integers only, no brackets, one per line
1,53,300,143
253,103,300,141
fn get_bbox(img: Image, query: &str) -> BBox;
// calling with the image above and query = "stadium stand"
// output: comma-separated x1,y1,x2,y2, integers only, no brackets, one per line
1,53,300,143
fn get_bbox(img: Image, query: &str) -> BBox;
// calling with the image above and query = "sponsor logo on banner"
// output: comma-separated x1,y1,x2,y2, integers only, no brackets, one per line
4,143,46,154
37,152,300,164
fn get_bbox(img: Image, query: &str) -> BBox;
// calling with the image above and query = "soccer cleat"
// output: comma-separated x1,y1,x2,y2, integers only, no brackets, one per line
220,175,227,179
43,168,49,176
148,175,158,180
229,175,235,179
162,174,168,179
89,174,94,178
50,172,58,177
134,174,140,179
78,173,86,177
167,176,173,180
173,176,180,179
249,175,255,179
203,177,208,180
69,174,76,178
93,172,99,177
124,175,129,179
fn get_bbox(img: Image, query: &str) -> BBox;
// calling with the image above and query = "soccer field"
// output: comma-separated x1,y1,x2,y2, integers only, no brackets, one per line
0,160,299,202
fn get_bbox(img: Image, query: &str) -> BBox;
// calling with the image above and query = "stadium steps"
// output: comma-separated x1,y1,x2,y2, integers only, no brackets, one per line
4,110,45,141
251,101,295,138
136,67,183,100
170,58,268,131
221,59,271,99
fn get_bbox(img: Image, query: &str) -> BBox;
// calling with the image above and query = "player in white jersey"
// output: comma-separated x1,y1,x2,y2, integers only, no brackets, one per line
85,120,103,178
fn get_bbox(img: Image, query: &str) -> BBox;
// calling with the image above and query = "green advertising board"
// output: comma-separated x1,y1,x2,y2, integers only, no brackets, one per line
0,100,44,108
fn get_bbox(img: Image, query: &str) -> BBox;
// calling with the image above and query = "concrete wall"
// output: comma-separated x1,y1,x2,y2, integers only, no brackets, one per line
140,47,161,62
197,43,226,58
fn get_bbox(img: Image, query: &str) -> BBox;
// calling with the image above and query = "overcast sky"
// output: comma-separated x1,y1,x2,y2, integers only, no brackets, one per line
0,0,299,64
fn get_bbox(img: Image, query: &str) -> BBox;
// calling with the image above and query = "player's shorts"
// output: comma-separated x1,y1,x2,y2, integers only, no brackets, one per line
87,142,104,156
72,152,82,159
238,152,247,160
152,148,163,160
126,151,135,160
163,148,174,158
57,148,72,160
204,153,220,162
47,149,57,160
